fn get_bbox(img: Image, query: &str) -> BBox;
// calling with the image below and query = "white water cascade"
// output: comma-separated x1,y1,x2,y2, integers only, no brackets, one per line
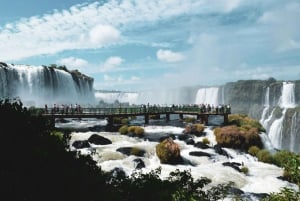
57,119,298,200
194,87,220,106
0,63,95,106
260,87,270,126
267,82,297,150
290,112,297,152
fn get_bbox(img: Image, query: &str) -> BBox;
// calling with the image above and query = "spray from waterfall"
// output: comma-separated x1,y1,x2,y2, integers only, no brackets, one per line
194,87,220,106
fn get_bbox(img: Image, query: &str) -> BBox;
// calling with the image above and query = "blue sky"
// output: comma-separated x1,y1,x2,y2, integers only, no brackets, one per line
1,0,300,91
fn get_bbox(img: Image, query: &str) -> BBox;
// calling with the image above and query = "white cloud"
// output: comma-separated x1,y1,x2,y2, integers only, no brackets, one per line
0,0,237,61
89,25,120,46
100,56,124,72
57,57,88,70
156,49,185,63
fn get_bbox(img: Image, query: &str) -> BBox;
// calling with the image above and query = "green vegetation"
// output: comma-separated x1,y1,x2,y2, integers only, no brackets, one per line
240,166,249,175
156,138,181,164
214,114,263,151
228,114,265,132
262,187,300,201
202,137,210,145
184,123,205,135
248,145,260,156
119,125,128,134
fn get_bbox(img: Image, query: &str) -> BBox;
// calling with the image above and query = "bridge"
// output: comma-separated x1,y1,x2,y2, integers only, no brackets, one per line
42,105,231,127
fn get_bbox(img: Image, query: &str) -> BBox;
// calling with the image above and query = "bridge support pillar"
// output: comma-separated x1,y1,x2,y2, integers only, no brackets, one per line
199,115,208,125
166,113,170,122
224,114,228,125
107,116,114,127
179,113,183,120
49,116,55,128
145,114,149,125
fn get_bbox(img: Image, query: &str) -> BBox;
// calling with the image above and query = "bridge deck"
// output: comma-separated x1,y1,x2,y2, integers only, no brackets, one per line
42,105,230,126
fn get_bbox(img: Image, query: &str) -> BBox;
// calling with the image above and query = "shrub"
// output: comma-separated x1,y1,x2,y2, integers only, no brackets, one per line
128,126,145,137
121,118,129,125
119,125,128,134
273,150,295,167
228,114,265,132
256,149,273,163
214,125,262,151
248,146,260,156
202,138,210,145
156,138,181,164
240,166,249,175
184,117,196,123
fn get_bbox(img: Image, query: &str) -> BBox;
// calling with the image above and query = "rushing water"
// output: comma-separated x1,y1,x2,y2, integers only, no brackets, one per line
0,64,95,106
194,87,220,106
57,118,298,200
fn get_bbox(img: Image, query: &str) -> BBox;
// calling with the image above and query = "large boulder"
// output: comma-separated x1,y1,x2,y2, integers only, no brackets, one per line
116,147,146,157
156,138,183,164
88,134,112,145
72,140,90,149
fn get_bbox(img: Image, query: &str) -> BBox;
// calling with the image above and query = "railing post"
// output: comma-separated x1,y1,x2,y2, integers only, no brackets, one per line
166,113,170,122
145,114,149,125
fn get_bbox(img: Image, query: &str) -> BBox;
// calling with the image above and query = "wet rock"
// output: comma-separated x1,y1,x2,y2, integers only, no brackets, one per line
214,144,231,158
189,151,212,158
194,142,210,149
222,162,241,172
72,140,90,149
117,147,146,157
88,134,112,145
133,158,145,169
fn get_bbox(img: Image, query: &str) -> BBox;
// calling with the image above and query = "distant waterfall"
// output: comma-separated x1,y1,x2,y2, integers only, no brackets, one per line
0,64,95,106
290,112,297,152
195,87,220,106
279,82,296,108
260,87,270,125
267,82,297,150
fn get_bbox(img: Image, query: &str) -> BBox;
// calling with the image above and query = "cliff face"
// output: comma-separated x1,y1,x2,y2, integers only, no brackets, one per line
0,62,95,106
222,78,300,153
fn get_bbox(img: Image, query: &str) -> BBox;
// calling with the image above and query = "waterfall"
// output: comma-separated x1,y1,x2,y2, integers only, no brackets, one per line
268,109,286,149
267,82,297,150
279,82,296,108
290,112,297,152
194,87,220,106
259,87,270,125
0,64,95,106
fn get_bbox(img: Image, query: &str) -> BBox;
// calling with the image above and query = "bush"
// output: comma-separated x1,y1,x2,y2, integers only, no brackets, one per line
240,166,249,175
156,138,181,164
256,149,273,163
202,138,210,145
119,125,128,134
248,146,260,156
127,126,145,137
228,114,265,132
214,125,262,151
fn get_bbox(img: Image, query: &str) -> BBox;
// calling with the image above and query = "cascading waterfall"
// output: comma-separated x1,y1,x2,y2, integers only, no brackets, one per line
0,63,95,106
259,87,270,125
267,82,297,150
290,112,297,152
194,87,220,106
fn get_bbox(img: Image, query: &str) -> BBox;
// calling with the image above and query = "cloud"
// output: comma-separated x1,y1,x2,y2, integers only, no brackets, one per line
0,0,245,61
258,2,300,52
57,57,88,70
156,49,185,63
100,56,124,72
89,25,120,46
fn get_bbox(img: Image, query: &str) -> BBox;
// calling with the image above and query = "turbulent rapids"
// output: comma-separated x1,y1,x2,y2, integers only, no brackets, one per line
56,118,298,200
